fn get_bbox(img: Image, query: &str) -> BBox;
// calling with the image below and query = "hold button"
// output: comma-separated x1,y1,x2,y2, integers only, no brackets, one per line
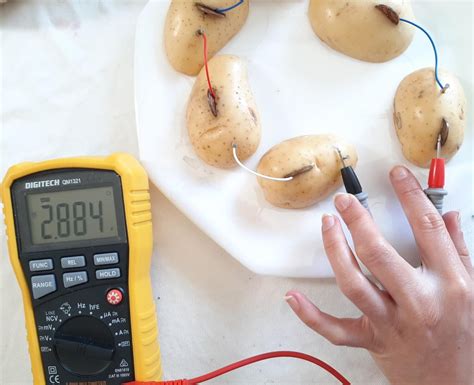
96,268,121,280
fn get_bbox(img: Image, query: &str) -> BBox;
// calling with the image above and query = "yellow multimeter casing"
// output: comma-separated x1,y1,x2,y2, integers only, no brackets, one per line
1,153,161,384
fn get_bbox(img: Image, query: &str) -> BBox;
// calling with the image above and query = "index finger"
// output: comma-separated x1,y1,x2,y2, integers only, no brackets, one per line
389,166,464,276
334,193,417,303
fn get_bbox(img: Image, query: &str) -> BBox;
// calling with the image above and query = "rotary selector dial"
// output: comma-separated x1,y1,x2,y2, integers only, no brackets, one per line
53,316,115,376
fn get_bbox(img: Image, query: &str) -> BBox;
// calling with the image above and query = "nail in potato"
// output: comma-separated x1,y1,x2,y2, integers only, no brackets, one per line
394,68,466,168
164,0,249,76
257,135,357,209
186,55,261,168
308,0,414,62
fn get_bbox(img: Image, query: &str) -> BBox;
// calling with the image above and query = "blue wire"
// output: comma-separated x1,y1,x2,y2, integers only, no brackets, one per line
215,0,244,14
399,18,445,90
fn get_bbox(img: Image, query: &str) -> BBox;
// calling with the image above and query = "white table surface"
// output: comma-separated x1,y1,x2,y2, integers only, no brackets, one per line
1,1,403,383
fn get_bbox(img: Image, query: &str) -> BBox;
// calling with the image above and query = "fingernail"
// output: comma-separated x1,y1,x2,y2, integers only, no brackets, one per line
334,193,352,212
284,294,299,311
456,211,461,227
322,214,335,231
391,165,408,181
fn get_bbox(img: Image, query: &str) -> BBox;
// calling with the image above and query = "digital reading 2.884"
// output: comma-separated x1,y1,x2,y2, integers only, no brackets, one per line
27,187,118,244
1,154,162,385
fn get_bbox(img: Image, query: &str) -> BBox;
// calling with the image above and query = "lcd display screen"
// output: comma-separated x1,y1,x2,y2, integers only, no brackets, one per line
27,187,119,244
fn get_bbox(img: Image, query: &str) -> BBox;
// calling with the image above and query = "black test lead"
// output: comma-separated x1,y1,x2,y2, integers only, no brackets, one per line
334,147,370,211
424,134,447,214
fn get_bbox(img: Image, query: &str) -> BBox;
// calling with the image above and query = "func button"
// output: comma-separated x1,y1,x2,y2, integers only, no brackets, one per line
96,268,121,280
29,259,53,272
31,275,57,299
63,272,88,288
61,256,86,269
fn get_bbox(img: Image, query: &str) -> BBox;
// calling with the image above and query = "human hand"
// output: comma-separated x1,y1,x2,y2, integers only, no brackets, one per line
286,166,473,385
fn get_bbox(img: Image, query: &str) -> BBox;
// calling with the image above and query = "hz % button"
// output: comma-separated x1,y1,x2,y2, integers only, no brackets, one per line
106,289,123,305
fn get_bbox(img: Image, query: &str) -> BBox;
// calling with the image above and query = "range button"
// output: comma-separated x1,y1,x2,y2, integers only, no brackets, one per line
93,252,119,266
31,275,57,299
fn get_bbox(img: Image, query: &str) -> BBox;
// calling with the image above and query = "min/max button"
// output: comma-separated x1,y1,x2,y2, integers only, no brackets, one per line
93,252,119,266
96,268,121,280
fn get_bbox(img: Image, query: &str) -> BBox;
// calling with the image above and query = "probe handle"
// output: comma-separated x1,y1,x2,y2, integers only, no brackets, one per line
428,158,445,189
424,188,447,215
341,167,362,195
340,167,370,212
355,192,370,211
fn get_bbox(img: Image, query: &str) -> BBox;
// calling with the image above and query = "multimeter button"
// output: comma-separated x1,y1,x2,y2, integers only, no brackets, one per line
61,256,86,269
96,268,121,280
29,259,53,272
93,252,119,266
63,271,88,288
106,289,123,305
31,275,57,299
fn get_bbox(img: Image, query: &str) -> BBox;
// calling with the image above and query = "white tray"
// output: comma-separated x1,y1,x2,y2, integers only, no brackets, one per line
134,0,473,277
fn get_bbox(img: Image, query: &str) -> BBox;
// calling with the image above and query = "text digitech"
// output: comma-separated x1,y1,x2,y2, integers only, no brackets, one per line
25,180,60,189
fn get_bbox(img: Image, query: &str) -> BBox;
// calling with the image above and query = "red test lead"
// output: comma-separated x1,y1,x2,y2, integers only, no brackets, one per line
424,134,447,214
125,351,350,385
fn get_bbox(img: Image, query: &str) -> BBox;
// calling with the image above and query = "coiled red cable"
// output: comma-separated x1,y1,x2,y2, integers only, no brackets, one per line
125,351,350,385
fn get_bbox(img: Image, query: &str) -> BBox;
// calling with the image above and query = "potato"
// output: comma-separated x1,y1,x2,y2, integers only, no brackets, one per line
164,0,249,76
308,0,414,62
393,68,466,168
257,135,357,209
187,55,261,168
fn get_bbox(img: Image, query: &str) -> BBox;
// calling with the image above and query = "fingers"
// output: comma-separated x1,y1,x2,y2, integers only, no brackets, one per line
333,193,416,302
389,166,463,275
321,214,395,323
285,291,375,349
443,211,472,273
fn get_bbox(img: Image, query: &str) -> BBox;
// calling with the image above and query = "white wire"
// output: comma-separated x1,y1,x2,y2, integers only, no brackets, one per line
232,145,293,182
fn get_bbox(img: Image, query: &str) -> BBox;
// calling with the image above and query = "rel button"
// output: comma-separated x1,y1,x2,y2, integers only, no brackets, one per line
61,256,86,269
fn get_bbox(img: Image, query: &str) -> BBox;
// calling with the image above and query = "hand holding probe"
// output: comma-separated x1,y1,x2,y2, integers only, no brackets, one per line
334,147,370,210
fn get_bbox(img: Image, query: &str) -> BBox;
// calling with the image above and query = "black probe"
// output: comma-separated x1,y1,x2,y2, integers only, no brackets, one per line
335,147,370,210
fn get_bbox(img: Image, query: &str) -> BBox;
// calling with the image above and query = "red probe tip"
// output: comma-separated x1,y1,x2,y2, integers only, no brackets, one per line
428,158,445,189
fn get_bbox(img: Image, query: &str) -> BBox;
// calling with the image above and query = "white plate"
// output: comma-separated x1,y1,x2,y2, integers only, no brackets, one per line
135,0,473,277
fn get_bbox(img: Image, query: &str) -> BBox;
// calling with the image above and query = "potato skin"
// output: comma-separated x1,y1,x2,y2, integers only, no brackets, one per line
257,135,357,209
164,0,249,76
187,55,261,169
394,68,466,168
308,0,414,62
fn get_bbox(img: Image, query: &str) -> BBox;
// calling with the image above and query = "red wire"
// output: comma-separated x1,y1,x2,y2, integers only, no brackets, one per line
125,351,350,385
200,31,216,99
188,351,350,385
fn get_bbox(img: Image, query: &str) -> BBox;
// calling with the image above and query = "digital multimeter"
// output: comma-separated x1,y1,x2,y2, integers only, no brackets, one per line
1,153,162,385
